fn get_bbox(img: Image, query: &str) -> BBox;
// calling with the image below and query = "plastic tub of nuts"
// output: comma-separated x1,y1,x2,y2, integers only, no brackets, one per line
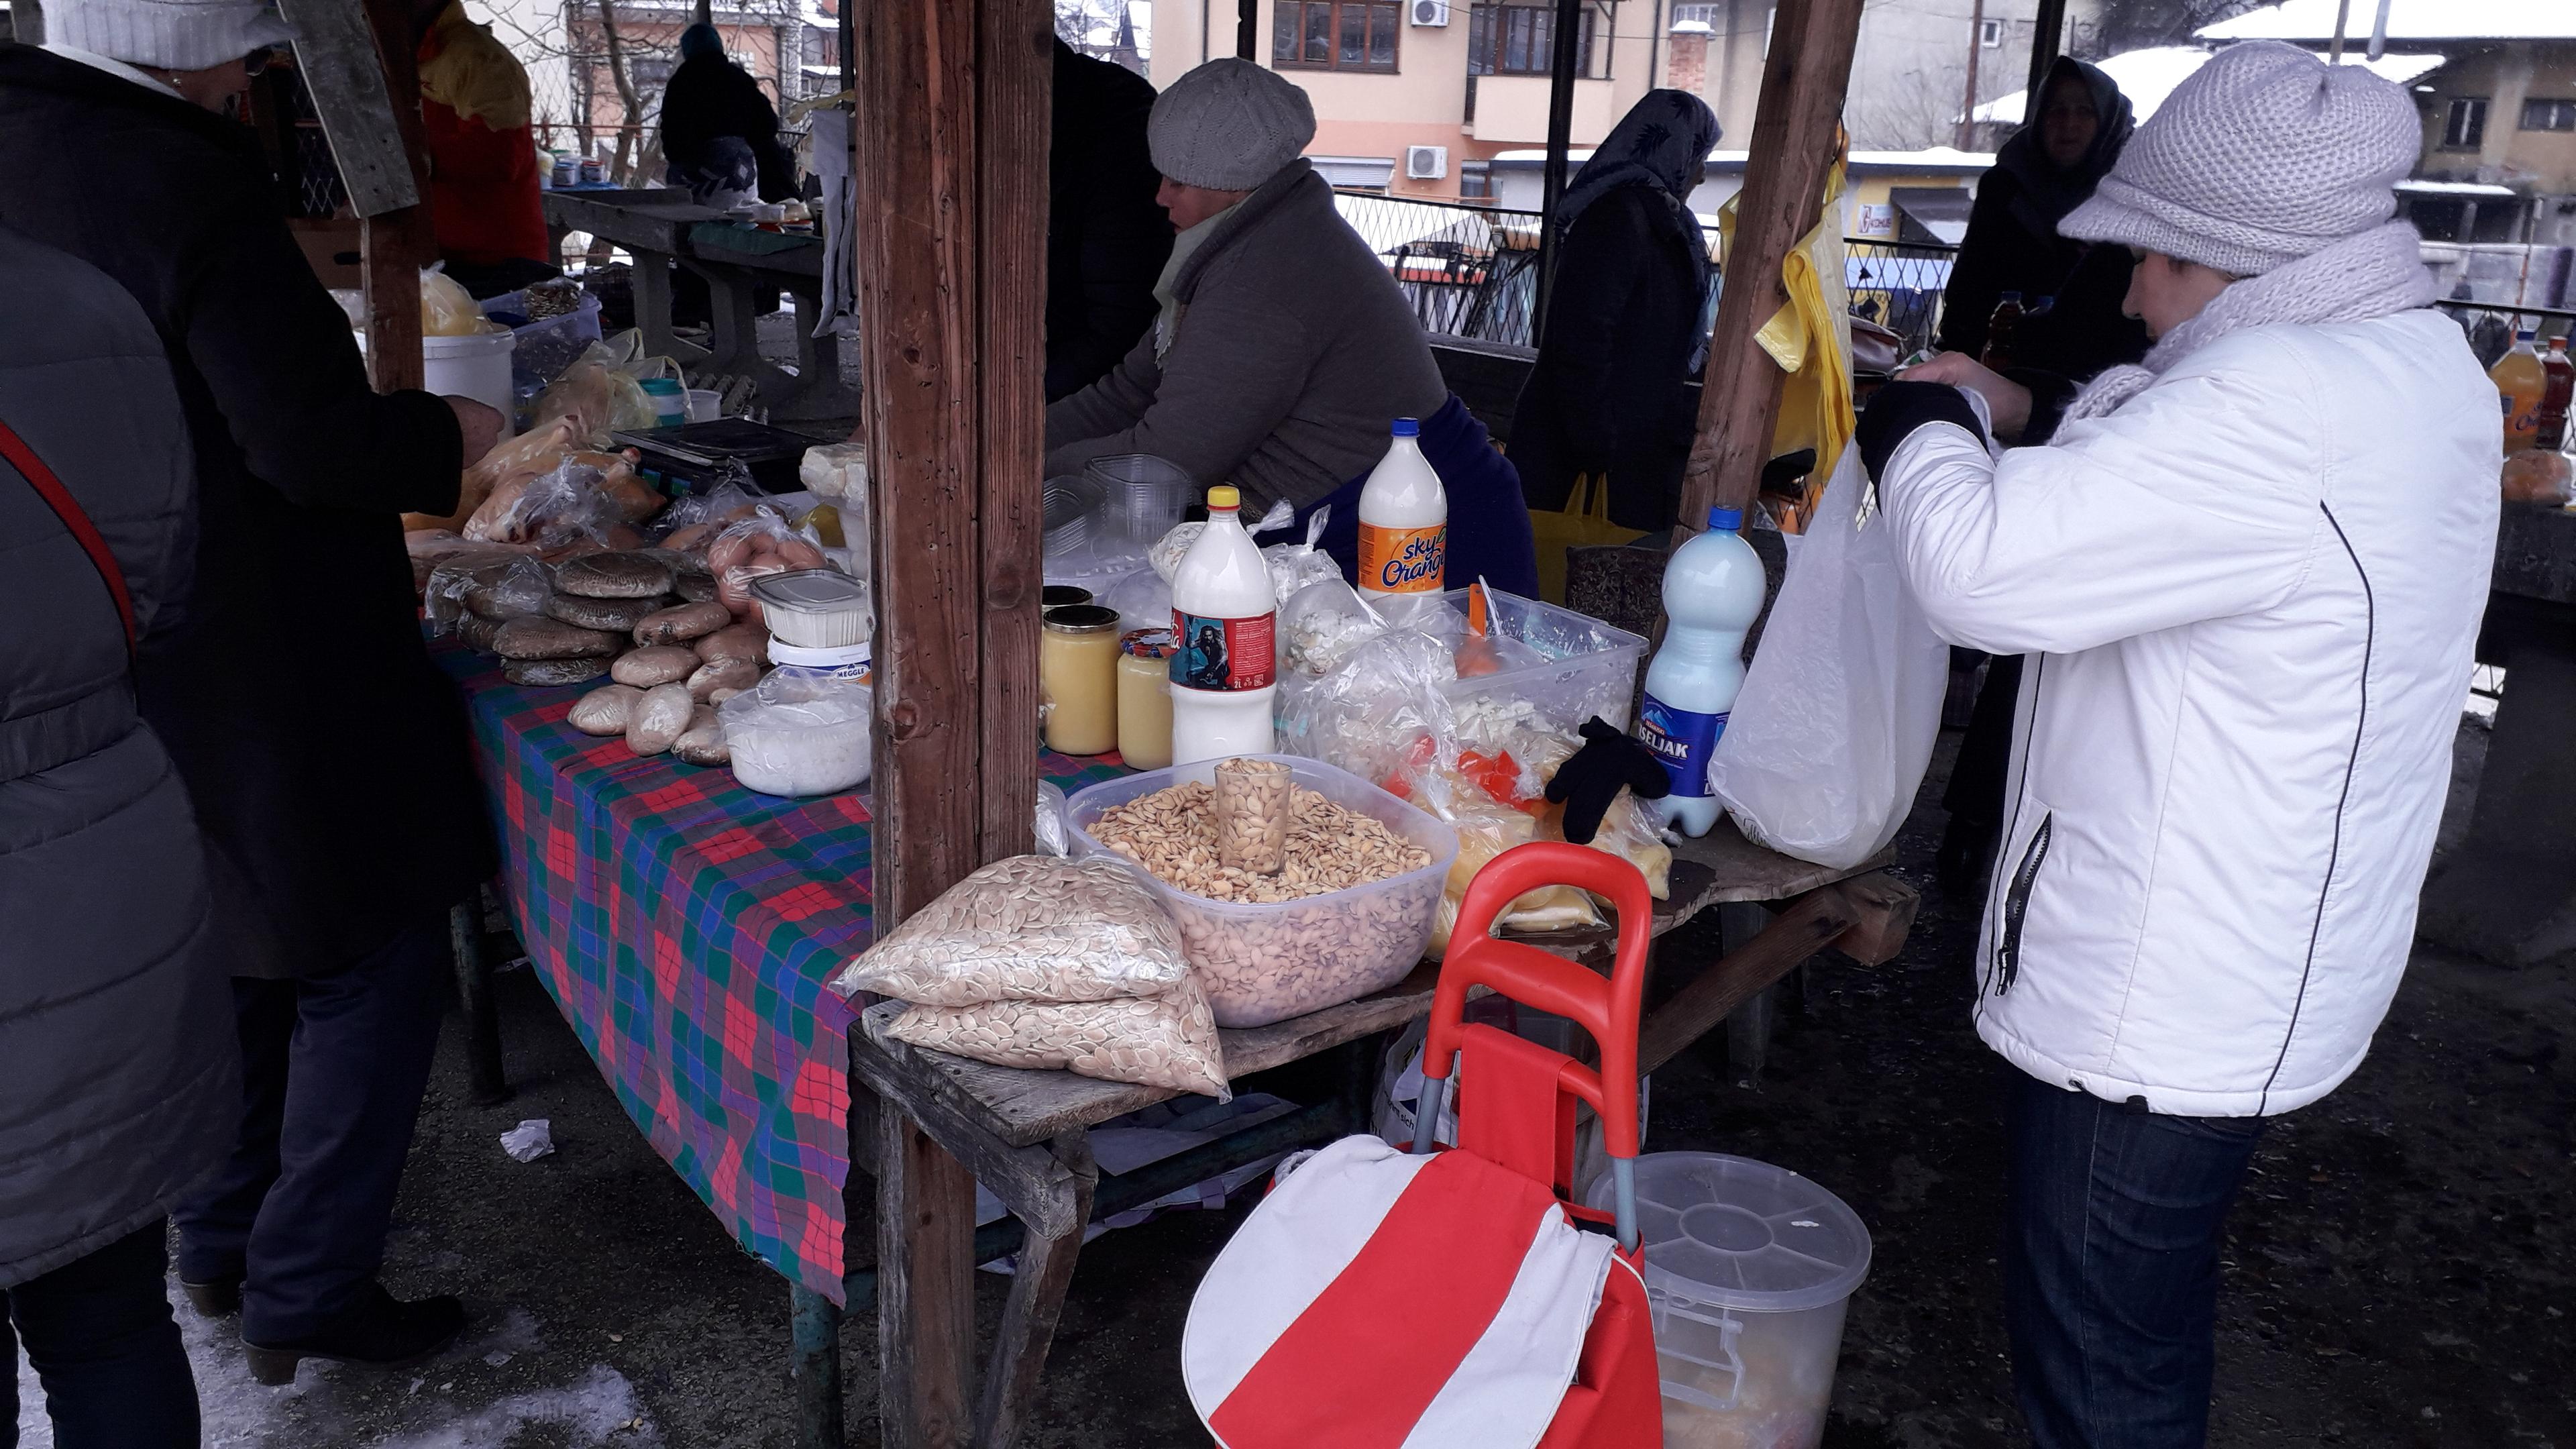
1065,754,1458,1029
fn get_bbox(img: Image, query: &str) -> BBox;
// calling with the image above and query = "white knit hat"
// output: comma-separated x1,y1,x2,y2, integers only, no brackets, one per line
1148,58,1316,191
48,0,297,72
2061,41,2420,278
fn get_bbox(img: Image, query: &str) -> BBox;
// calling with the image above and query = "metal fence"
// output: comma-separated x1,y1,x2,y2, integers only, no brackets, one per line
1845,239,1957,359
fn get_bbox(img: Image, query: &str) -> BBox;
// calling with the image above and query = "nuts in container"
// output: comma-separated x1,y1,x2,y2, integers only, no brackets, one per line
1213,757,1291,874
1067,756,1457,1028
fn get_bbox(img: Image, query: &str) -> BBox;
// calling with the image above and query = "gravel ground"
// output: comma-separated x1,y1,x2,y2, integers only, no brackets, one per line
16,717,2571,1447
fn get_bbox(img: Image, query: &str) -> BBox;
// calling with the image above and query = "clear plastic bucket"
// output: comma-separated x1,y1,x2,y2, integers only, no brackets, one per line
1585,1152,1872,1449
1083,453,1194,551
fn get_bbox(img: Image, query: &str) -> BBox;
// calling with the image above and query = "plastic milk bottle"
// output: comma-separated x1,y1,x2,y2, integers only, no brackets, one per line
1169,485,1278,765
1356,418,1448,614
1637,505,1764,837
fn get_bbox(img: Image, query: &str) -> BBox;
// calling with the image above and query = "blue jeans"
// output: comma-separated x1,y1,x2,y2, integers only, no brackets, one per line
1,1224,199,1448
172,918,450,1342
2003,1064,2269,1449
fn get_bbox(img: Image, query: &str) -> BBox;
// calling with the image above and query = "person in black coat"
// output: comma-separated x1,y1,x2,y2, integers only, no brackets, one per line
0,28,500,1383
659,21,796,204
1936,56,2147,382
1046,40,1171,401
1509,89,1722,533
1929,56,2148,892
0,223,237,1448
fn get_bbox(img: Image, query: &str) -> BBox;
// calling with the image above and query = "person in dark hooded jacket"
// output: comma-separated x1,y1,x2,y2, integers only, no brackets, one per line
659,21,796,204
1508,89,1723,534
1046,39,1171,401
0,223,237,1448
1937,56,2148,384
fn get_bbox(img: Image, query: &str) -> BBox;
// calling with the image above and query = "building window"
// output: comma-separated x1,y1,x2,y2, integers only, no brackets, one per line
1670,2,1719,23
2522,98,2576,132
2442,97,2489,150
1273,1,1401,72
1467,3,1598,78
1979,17,2001,46
1460,159,1493,199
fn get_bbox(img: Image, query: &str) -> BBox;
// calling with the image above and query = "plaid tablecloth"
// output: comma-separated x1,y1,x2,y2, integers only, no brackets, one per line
435,643,1127,1300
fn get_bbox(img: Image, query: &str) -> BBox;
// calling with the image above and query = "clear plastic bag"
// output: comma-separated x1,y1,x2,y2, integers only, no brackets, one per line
1278,575,1388,680
653,478,771,553
884,987,1230,1099
1275,624,1457,799
425,551,552,636
531,341,657,446
720,672,873,796
464,456,625,549
832,855,1193,1005
1263,506,1342,604
421,264,500,337
1148,498,1296,584
708,512,834,617
1709,444,1951,868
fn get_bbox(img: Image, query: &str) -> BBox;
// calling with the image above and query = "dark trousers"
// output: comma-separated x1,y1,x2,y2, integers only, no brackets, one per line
1,1224,198,1448
1945,651,2024,831
2003,1065,2269,1449
172,918,449,1342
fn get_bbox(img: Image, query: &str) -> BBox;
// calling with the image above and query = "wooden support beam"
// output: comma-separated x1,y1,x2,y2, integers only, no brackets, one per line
1831,871,1919,966
358,0,436,395
1638,883,1858,1074
876,1106,980,1449
1673,0,1866,532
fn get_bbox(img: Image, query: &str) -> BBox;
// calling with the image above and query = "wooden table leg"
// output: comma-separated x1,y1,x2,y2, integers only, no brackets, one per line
879,1109,978,1449
447,894,508,1106
627,248,708,368
792,1281,845,1449
975,1133,1097,1449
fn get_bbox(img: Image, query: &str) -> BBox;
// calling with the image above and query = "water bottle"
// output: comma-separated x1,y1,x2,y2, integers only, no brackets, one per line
1637,505,1765,837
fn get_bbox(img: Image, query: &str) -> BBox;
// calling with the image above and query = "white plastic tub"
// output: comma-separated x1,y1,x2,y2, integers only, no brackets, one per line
1064,754,1456,1028
1586,1152,1872,1449
422,329,517,423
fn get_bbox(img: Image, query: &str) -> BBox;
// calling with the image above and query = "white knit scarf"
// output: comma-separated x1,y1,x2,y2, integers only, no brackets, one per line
2062,221,2436,423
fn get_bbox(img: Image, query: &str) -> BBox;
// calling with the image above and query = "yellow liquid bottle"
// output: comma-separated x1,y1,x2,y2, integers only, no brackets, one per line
2493,329,2548,455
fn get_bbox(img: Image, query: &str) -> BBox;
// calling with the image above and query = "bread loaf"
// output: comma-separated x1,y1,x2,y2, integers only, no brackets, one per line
556,551,678,599
688,655,761,700
570,684,645,735
627,682,695,755
494,617,627,660
612,645,702,688
633,600,733,647
545,592,667,632
506,656,611,686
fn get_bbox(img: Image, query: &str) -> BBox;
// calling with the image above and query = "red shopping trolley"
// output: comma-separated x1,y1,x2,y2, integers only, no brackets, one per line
1183,843,1664,1448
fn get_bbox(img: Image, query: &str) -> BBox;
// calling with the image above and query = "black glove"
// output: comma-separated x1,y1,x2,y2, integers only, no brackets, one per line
1544,716,1670,845
1856,381,1986,481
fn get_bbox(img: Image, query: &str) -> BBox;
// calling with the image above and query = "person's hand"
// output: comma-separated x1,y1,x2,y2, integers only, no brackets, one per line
1856,382,1988,482
444,395,506,467
1897,351,2033,443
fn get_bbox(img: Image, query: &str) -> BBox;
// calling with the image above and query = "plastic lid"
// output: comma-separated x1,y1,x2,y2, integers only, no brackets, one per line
1588,1152,1872,1313
1705,505,1743,532
1207,485,1240,510
639,377,685,395
747,568,870,618
2518,329,2538,341
767,637,871,668
1391,417,1421,437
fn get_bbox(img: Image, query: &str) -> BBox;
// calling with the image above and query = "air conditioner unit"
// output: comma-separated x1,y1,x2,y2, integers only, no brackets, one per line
1406,145,1448,180
1410,0,1450,26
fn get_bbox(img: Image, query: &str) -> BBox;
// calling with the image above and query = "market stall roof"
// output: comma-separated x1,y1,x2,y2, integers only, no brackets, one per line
1973,46,2445,125
2198,0,2576,42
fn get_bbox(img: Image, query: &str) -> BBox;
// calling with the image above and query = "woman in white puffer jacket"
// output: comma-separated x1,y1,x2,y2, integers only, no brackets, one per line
1853,42,2498,1449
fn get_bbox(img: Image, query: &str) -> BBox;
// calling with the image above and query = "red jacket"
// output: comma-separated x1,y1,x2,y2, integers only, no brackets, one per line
417,3,547,267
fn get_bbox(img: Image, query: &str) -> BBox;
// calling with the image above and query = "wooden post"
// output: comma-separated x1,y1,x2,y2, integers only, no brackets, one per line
359,0,437,394
851,0,1051,1441
1672,0,1865,531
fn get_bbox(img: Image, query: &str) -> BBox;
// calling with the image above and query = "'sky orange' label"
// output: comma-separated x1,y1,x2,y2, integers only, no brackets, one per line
1359,523,1447,594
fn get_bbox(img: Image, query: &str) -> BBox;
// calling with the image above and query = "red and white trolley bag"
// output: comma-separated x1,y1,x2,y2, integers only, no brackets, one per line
1184,843,1663,1448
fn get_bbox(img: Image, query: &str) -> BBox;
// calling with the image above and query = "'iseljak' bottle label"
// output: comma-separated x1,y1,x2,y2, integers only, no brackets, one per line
1637,692,1725,798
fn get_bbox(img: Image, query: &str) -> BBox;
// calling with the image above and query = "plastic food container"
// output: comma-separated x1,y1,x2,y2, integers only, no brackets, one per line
721,674,874,798
1585,1152,1872,1449
1083,453,1194,551
1436,586,1648,731
1064,754,1456,1028
749,568,872,649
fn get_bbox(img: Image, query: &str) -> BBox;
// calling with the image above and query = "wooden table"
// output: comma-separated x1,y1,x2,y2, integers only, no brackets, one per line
822,820,1916,1449
541,189,859,422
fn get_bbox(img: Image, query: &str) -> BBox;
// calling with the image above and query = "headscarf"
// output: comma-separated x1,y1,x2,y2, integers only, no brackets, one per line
1994,56,2133,243
678,21,722,61
1556,89,1721,358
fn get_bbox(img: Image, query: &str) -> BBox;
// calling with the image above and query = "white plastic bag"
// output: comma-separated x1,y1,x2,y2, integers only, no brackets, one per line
1709,445,1949,868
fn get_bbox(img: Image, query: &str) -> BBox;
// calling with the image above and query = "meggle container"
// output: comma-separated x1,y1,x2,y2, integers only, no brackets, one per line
748,568,872,650
1064,755,1456,1028
1586,1152,1872,1449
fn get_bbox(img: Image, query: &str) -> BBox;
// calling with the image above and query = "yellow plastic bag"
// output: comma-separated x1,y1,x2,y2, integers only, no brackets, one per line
1525,472,1646,605
1716,156,1857,532
420,266,501,337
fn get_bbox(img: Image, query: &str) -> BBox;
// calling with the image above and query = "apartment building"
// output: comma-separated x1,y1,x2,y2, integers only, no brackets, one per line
1148,0,2039,203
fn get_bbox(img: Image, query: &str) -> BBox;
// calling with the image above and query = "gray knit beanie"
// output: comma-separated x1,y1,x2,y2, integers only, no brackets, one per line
1148,58,1316,191
48,0,297,71
2061,41,2420,277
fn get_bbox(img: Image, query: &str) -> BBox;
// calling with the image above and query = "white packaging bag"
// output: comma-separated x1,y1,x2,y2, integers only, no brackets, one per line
1709,445,1951,869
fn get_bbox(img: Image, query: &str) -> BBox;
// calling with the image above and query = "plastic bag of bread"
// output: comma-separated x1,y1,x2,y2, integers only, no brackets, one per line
466,457,628,549
424,548,549,633
402,415,576,534
833,855,1193,1005
1426,797,1603,958
420,265,501,337
2502,449,2572,506
1540,794,1672,902
651,478,769,555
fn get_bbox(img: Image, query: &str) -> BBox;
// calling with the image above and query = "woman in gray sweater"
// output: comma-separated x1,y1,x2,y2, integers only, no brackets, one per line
1046,59,1536,596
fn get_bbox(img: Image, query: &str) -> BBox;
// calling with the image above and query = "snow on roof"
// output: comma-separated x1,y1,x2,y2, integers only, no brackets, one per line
2199,0,2576,43
1973,46,2445,125
2396,178,2520,196
1489,146,1994,169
